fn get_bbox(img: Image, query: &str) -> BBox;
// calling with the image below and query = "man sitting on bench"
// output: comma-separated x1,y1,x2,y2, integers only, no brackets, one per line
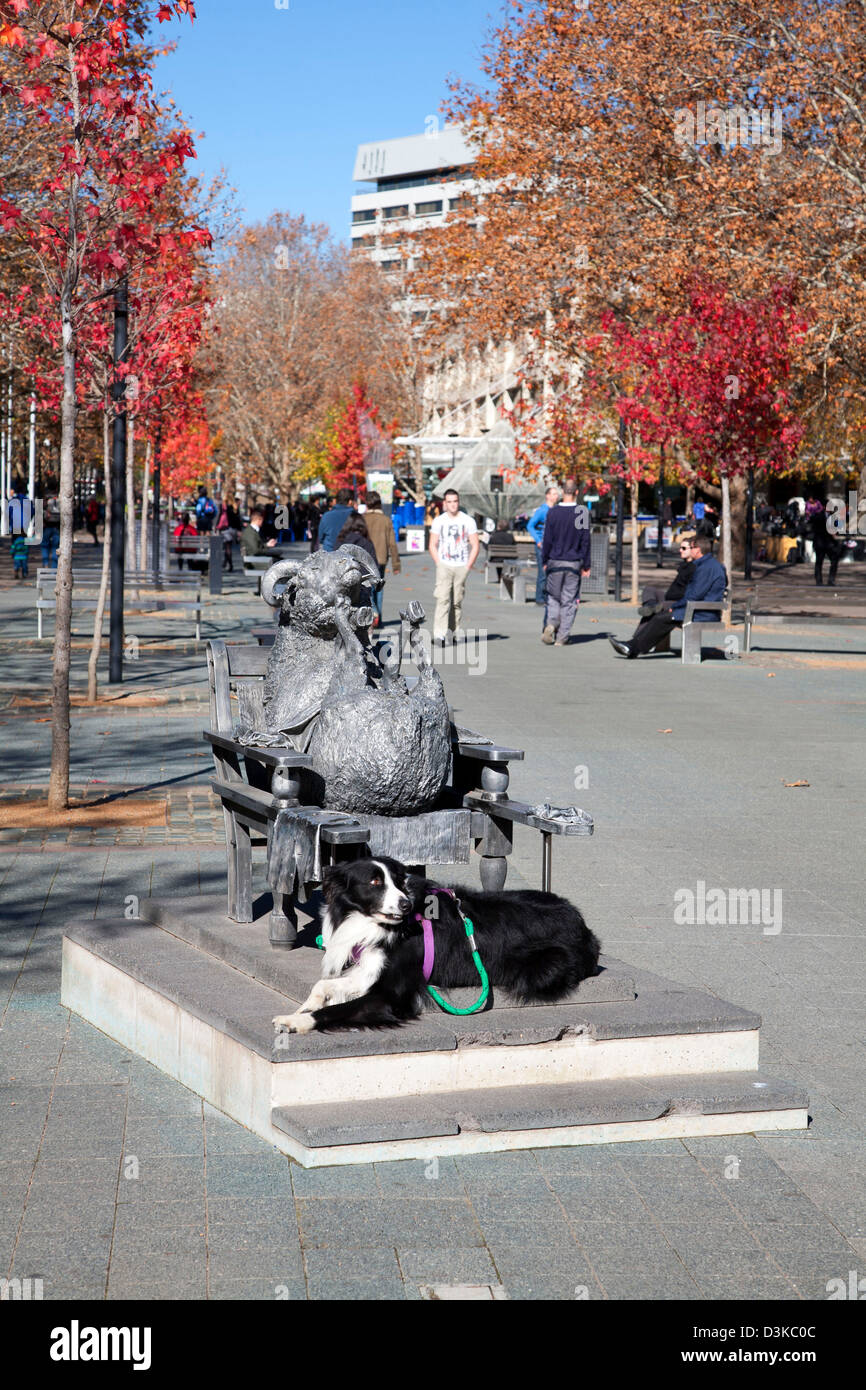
608,535,726,658
240,508,277,558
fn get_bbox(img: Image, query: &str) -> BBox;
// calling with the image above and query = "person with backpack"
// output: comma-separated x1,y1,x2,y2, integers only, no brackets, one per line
41,490,61,569
195,487,217,534
216,501,235,572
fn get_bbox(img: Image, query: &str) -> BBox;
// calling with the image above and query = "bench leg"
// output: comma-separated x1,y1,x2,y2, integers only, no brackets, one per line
514,575,526,604
681,623,703,664
480,855,508,891
499,576,510,601
269,893,298,949
541,832,553,892
226,813,253,922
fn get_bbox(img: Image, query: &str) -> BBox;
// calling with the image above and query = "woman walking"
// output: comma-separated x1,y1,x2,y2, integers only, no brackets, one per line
361,491,401,628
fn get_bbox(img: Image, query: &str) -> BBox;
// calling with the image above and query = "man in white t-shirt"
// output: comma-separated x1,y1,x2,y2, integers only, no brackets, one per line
429,488,480,642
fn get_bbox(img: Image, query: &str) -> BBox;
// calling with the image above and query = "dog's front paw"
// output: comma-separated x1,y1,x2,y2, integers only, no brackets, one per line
273,1013,315,1035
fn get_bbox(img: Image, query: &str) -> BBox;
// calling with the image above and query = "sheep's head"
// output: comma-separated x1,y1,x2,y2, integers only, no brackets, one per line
261,548,383,638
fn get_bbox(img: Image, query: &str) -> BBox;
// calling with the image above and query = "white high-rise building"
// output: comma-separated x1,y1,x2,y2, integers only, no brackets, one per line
351,126,476,275
352,127,526,455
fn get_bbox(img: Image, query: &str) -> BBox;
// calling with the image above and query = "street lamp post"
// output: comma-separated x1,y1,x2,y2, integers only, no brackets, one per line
151,421,161,584
614,414,626,602
656,442,665,568
109,276,129,685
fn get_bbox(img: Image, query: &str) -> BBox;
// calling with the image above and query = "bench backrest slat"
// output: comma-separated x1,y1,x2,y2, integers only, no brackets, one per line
207,640,269,733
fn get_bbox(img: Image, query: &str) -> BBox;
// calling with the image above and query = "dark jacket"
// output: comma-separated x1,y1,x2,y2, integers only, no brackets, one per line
541,503,592,570
337,530,378,566
665,559,695,604
672,552,727,622
240,524,268,557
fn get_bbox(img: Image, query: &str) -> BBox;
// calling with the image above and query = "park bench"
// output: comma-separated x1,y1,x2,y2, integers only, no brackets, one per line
649,596,753,663
204,638,593,943
484,536,536,589
36,568,203,641
170,536,210,572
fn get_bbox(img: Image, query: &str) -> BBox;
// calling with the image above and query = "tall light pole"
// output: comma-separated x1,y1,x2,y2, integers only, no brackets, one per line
109,276,129,684
28,395,36,511
614,414,627,602
151,420,162,583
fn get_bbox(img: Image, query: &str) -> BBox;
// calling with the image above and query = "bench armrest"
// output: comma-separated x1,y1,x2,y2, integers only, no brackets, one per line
682,601,726,623
203,731,312,770
463,792,594,835
451,725,524,763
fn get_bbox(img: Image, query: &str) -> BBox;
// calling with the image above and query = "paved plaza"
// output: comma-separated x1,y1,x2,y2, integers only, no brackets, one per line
1,554,865,1301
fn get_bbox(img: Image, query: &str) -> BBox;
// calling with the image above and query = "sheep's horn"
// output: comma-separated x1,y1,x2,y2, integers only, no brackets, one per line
339,544,385,590
260,559,303,608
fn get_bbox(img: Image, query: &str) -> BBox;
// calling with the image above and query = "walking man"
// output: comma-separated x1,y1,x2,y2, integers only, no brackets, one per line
316,488,355,553
429,488,479,644
527,485,561,605
540,479,591,646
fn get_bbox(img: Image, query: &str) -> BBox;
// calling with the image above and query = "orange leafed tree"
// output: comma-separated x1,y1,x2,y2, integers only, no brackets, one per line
412,0,866,529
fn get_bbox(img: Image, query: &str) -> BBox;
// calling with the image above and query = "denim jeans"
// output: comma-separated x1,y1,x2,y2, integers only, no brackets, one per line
41,526,59,568
535,544,546,604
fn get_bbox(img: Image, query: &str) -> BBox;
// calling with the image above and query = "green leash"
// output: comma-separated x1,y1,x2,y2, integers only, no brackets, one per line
425,914,490,1016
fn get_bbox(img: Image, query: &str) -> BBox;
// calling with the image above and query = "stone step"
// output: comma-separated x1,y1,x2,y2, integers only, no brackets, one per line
61,918,807,1165
271,1071,809,1149
64,915,761,1065
139,894,637,1007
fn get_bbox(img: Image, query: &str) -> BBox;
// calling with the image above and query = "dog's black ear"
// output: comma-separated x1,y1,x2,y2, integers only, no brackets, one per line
320,864,347,904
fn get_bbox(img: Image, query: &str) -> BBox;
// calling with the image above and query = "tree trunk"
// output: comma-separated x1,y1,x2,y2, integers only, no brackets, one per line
630,479,639,605
48,283,76,811
140,437,151,574
87,405,112,704
721,474,733,610
729,473,747,568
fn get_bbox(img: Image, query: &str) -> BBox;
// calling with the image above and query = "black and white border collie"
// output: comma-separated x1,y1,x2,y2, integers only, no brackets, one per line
272,856,600,1035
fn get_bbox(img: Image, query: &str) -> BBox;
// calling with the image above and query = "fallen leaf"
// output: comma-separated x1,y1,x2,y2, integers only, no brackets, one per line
782,780,810,788
589,618,599,623
657,728,673,734
767,673,775,678
34,717,50,723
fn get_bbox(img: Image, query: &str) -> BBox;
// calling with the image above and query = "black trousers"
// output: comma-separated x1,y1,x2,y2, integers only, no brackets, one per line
629,611,680,656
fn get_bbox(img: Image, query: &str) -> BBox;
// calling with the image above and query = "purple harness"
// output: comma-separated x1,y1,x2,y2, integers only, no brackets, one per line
416,888,454,981
345,889,454,979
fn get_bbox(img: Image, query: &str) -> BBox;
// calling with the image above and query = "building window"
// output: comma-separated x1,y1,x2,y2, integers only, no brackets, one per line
352,209,376,224
414,200,443,216
351,236,376,251
382,205,409,220
380,259,403,273
449,195,475,213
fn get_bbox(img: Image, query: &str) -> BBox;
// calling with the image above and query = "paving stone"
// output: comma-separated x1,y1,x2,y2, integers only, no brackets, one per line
207,1243,305,1282
122,1116,205,1157
304,1248,405,1301
204,1155,291,1199
397,1247,499,1285
290,1165,380,1198
107,1275,208,1300
297,1197,484,1249
207,1277,307,1301
204,1197,297,1229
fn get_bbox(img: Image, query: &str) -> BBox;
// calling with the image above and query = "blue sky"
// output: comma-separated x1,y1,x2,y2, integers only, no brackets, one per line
153,0,503,242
